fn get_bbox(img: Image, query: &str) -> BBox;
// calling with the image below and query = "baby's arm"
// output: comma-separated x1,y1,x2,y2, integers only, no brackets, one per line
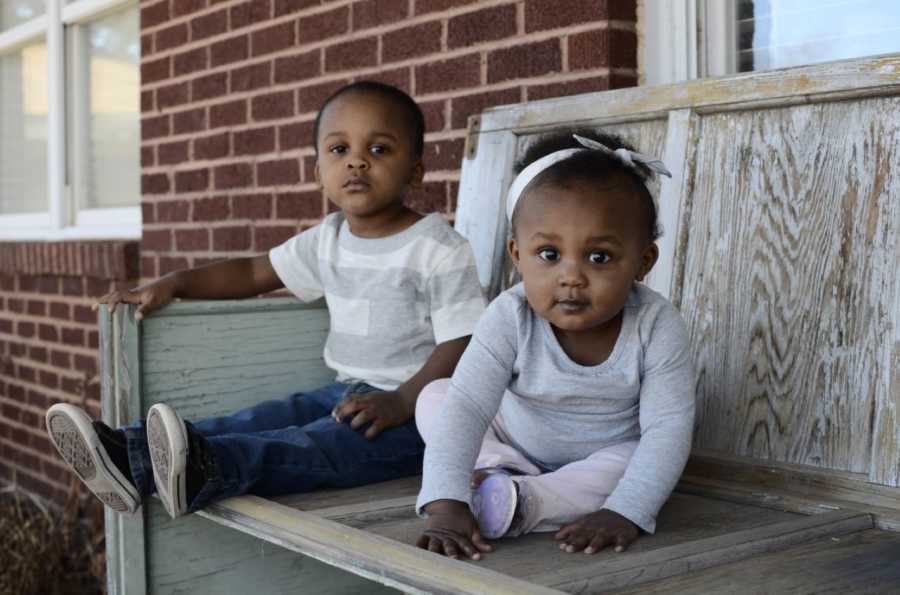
95,255,284,319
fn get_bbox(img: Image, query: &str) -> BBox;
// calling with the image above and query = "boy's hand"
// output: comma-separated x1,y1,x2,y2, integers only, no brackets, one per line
332,390,412,439
94,275,179,320
555,509,639,554
416,499,493,560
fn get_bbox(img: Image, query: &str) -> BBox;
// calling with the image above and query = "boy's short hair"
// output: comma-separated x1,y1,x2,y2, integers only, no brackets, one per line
513,129,661,242
313,81,426,158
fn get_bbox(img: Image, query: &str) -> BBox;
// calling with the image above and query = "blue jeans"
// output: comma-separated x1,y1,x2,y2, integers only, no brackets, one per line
123,382,424,511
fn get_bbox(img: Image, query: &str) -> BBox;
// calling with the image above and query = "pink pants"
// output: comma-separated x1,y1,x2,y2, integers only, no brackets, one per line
416,379,638,536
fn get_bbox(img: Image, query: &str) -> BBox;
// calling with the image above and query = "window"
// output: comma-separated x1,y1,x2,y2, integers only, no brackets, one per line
641,0,900,84
0,0,139,240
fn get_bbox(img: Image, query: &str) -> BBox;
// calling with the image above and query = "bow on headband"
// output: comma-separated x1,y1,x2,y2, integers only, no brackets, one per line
505,135,672,223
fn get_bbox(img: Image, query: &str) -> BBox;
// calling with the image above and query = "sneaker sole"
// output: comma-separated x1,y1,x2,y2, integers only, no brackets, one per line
146,403,188,519
471,472,517,539
45,404,140,514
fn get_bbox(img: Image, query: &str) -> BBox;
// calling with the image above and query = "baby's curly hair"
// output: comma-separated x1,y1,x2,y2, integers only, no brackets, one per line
513,129,661,242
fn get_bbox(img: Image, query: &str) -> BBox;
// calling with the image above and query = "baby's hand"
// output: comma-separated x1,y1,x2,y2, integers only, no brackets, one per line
416,500,493,560
93,276,179,320
554,509,639,554
331,390,411,439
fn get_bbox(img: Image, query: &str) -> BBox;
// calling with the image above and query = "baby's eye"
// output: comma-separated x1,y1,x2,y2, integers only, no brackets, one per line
329,144,347,155
537,248,560,262
369,144,389,155
589,251,611,264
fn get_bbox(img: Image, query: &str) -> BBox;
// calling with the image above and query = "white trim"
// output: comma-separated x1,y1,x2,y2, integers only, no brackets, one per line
0,16,47,53
0,213,54,229
75,206,141,228
639,0,699,86
62,0,136,25
47,0,67,230
700,0,737,77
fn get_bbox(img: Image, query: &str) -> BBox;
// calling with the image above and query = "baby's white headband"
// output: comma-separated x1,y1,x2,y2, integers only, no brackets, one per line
505,134,673,223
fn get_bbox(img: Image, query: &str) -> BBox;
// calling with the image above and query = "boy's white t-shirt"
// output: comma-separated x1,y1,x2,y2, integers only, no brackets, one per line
269,212,486,390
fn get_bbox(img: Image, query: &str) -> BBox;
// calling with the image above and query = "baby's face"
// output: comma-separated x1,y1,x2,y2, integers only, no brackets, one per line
315,91,423,220
508,178,658,335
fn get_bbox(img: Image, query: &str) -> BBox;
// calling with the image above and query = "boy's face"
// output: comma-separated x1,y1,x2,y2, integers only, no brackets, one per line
508,177,658,336
315,91,423,220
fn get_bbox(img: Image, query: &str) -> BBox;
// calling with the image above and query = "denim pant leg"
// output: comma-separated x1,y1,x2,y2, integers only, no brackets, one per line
189,384,425,511
121,382,354,497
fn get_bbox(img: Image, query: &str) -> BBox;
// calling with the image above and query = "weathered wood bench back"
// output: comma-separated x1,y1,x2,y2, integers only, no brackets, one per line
102,54,900,594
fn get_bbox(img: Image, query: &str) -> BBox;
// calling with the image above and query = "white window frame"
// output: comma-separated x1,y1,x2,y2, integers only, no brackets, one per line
0,0,140,241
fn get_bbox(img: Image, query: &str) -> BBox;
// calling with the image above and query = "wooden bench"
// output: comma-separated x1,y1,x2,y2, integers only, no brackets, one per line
102,53,900,594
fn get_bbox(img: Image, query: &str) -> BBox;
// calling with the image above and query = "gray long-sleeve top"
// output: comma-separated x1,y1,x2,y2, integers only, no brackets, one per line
416,282,695,533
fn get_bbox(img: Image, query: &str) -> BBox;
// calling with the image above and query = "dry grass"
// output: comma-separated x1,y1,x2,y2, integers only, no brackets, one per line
0,476,105,595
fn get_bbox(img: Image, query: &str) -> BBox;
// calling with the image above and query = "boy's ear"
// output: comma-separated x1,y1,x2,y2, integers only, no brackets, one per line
408,159,425,189
313,161,322,187
636,243,659,281
507,237,521,269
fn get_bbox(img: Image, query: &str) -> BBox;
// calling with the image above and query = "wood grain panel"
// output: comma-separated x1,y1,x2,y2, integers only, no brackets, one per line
679,97,900,479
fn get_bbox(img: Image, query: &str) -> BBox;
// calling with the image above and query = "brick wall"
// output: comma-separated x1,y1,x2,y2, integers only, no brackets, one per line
139,0,639,277
0,242,139,501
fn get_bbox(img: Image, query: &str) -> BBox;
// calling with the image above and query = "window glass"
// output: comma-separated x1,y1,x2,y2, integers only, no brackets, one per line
737,0,900,72
68,8,140,210
0,1,45,31
0,42,48,214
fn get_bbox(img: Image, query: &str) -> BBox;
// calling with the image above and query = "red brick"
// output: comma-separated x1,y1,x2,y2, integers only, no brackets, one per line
450,88,521,129
61,278,84,297
214,163,254,189
212,226,252,251
192,196,231,221
49,302,70,320
210,100,247,128
175,229,210,251
610,0,637,20
525,0,608,33
173,47,208,76
415,0,477,15
141,1,169,28
251,90,294,121
191,8,228,40
19,364,37,383
157,200,191,223
352,0,408,29
141,256,157,278
172,0,206,17
157,81,189,109
141,90,155,112
273,50,320,84
72,305,93,324
29,346,48,363
175,168,210,193
254,225,297,251
173,107,207,134
297,78,349,114
230,62,272,92
234,126,276,155
7,298,23,313
211,35,249,67
232,194,273,219
257,159,300,186
568,29,609,70
156,23,188,51
141,173,171,195
383,22,442,63
423,138,464,171
192,72,228,101
526,76,610,100
367,67,411,94
141,146,155,167
26,300,45,316
158,140,189,165
487,39,562,83
61,328,85,347
278,121,314,150
86,279,114,298
142,202,156,223
252,21,295,57
407,181,448,213
37,277,58,295
298,6,349,43
276,191,323,219
415,54,482,95
448,4,517,49
231,0,272,28
141,56,170,84
141,114,170,140
194,132,231,160
302,155,317,181
609,29,637,69
39,370,59,390
420,100,446,132
0,317,11,334
325,37,377,72
610,72,638,89
274,0,318,17
159,257,190,275
37,323,57,342
142,229,172,252
141,33,154,57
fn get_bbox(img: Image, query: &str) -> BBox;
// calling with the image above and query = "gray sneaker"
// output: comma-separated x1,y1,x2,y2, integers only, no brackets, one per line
146,403,188,519
45,403,139,514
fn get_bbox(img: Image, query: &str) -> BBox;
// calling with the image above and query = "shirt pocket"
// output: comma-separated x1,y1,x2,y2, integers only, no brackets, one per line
326,293,370,336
